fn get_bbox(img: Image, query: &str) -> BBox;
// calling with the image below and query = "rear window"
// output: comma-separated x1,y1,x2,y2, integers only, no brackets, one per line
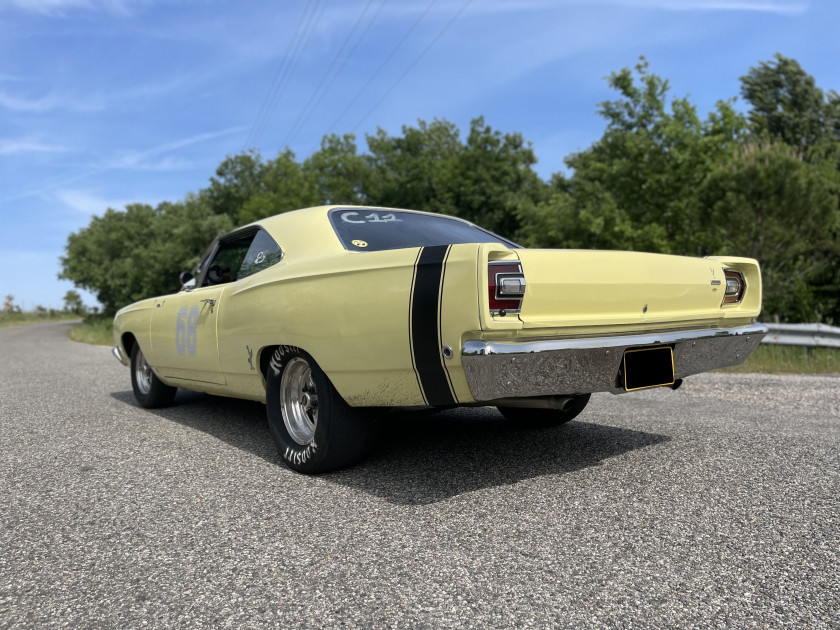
329,208,517,252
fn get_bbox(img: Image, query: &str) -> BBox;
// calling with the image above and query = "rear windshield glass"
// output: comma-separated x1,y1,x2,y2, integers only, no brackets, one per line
329,208,517,252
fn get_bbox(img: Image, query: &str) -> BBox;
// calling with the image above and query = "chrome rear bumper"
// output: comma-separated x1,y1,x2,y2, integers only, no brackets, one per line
461,323,767,401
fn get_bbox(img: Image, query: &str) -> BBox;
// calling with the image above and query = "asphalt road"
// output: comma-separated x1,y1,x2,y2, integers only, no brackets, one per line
0,321,838,629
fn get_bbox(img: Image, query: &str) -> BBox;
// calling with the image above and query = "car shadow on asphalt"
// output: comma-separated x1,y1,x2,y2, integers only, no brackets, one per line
110,390,670,505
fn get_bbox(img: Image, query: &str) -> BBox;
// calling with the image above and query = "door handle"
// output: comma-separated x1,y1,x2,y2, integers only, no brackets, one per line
200,298,217,313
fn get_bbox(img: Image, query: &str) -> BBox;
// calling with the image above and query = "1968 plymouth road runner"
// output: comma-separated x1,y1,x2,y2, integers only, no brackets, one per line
113,205,767,473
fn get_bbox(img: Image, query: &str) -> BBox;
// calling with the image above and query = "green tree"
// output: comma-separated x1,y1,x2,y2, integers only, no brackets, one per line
365,117,545,238
741,53,840,161
205,151,267,221
304,133,369,206
365,119,461,215
521,58,747,255
699,141,840,321
60,200,233,315
451,117,545,239
237,150,320,224
62,290,85,315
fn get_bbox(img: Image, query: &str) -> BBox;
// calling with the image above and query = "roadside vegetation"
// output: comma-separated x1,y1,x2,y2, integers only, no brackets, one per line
0,310,78,329
722,345,840,375
0,293,83,329
68,315,112,346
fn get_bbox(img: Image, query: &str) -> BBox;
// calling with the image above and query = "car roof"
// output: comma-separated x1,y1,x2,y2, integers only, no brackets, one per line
244,205,479,259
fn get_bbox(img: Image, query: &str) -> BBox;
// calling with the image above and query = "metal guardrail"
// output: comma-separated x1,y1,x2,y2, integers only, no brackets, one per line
761,323,840,349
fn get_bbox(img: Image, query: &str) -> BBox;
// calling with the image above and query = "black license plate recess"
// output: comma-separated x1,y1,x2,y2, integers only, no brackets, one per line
623,346,675,391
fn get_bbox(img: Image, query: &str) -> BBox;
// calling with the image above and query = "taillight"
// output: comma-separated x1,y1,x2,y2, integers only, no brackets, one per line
723,268,746,304
488,261,525,314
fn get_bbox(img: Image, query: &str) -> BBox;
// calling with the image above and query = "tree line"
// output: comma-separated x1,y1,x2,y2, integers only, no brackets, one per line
61,54,840,322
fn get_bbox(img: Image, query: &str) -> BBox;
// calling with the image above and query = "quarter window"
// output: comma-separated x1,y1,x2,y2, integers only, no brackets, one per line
239,229,284,280
202,228,282,286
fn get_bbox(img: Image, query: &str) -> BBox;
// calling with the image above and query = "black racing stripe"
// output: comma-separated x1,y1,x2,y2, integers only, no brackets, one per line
411,245,456,406
437,246,458,403
407,248,427,405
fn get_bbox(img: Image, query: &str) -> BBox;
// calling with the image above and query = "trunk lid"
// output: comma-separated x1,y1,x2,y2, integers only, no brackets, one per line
515,249,727,329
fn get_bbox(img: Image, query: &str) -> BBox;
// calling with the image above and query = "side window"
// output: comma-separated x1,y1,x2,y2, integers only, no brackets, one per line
201,229,283,287
202,234,255,287
238,229,283,280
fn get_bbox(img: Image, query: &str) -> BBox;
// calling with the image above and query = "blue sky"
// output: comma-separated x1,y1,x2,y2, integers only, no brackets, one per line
1,0,837,309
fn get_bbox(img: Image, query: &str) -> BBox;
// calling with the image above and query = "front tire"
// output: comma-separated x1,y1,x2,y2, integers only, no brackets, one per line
497,394,591,428
130,344,177,409
265,347,374,474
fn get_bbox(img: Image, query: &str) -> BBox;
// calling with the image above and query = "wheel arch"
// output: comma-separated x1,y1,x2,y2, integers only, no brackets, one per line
121,331,138,360
257,344,337,396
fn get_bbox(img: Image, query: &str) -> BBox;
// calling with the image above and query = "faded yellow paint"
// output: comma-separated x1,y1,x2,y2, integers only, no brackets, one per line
515,249,762,329
113,205,765,407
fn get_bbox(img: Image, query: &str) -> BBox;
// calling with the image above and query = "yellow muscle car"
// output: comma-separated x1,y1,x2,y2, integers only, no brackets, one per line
113,205,767,473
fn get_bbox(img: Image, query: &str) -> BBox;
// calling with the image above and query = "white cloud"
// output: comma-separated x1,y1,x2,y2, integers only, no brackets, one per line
0,90,104,113
0,70,218,114
54,188,161,215
593,0,807,14
107,126,245,169
0,137,68,155
111,156,195,171
0,126,244,204
0,0,158,16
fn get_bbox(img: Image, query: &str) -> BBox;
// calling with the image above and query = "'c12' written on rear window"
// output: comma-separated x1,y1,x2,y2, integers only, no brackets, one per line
328,208,517,252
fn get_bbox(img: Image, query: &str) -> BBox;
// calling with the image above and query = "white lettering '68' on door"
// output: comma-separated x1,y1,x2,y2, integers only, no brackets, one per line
175,306,199,355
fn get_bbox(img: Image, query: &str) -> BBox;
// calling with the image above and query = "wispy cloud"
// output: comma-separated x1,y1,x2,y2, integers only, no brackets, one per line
0,126,244,205
0,90,104,113
0,0,155,17
107,127,245,169
55,188,162,215
0,70,218,114
595,0,807,15
0,136,68,155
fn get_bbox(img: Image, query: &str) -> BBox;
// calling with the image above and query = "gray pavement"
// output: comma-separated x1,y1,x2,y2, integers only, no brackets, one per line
0,321,838,629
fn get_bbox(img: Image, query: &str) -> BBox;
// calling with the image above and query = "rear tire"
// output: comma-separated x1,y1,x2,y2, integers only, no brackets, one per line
130,344,177,409
265,347,374,474
497,394,591,428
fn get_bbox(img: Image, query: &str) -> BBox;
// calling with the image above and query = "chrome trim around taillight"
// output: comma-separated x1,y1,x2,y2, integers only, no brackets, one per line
488,260,524,314
722,268,746,305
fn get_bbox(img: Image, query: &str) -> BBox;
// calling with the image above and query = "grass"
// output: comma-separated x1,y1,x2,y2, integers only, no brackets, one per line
0,310,79,329
69,315,113,346
722,344,840,375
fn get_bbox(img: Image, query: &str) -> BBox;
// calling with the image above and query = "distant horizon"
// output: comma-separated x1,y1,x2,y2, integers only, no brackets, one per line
1,0,837,309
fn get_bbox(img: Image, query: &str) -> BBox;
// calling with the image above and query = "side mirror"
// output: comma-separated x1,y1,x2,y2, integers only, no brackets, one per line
179,271,195,290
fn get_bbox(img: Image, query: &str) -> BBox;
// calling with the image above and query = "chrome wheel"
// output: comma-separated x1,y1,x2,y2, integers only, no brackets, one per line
134,348,153,395
280,356,318,445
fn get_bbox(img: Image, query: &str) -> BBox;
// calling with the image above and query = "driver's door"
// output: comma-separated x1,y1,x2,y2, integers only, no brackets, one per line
150,285,226,386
